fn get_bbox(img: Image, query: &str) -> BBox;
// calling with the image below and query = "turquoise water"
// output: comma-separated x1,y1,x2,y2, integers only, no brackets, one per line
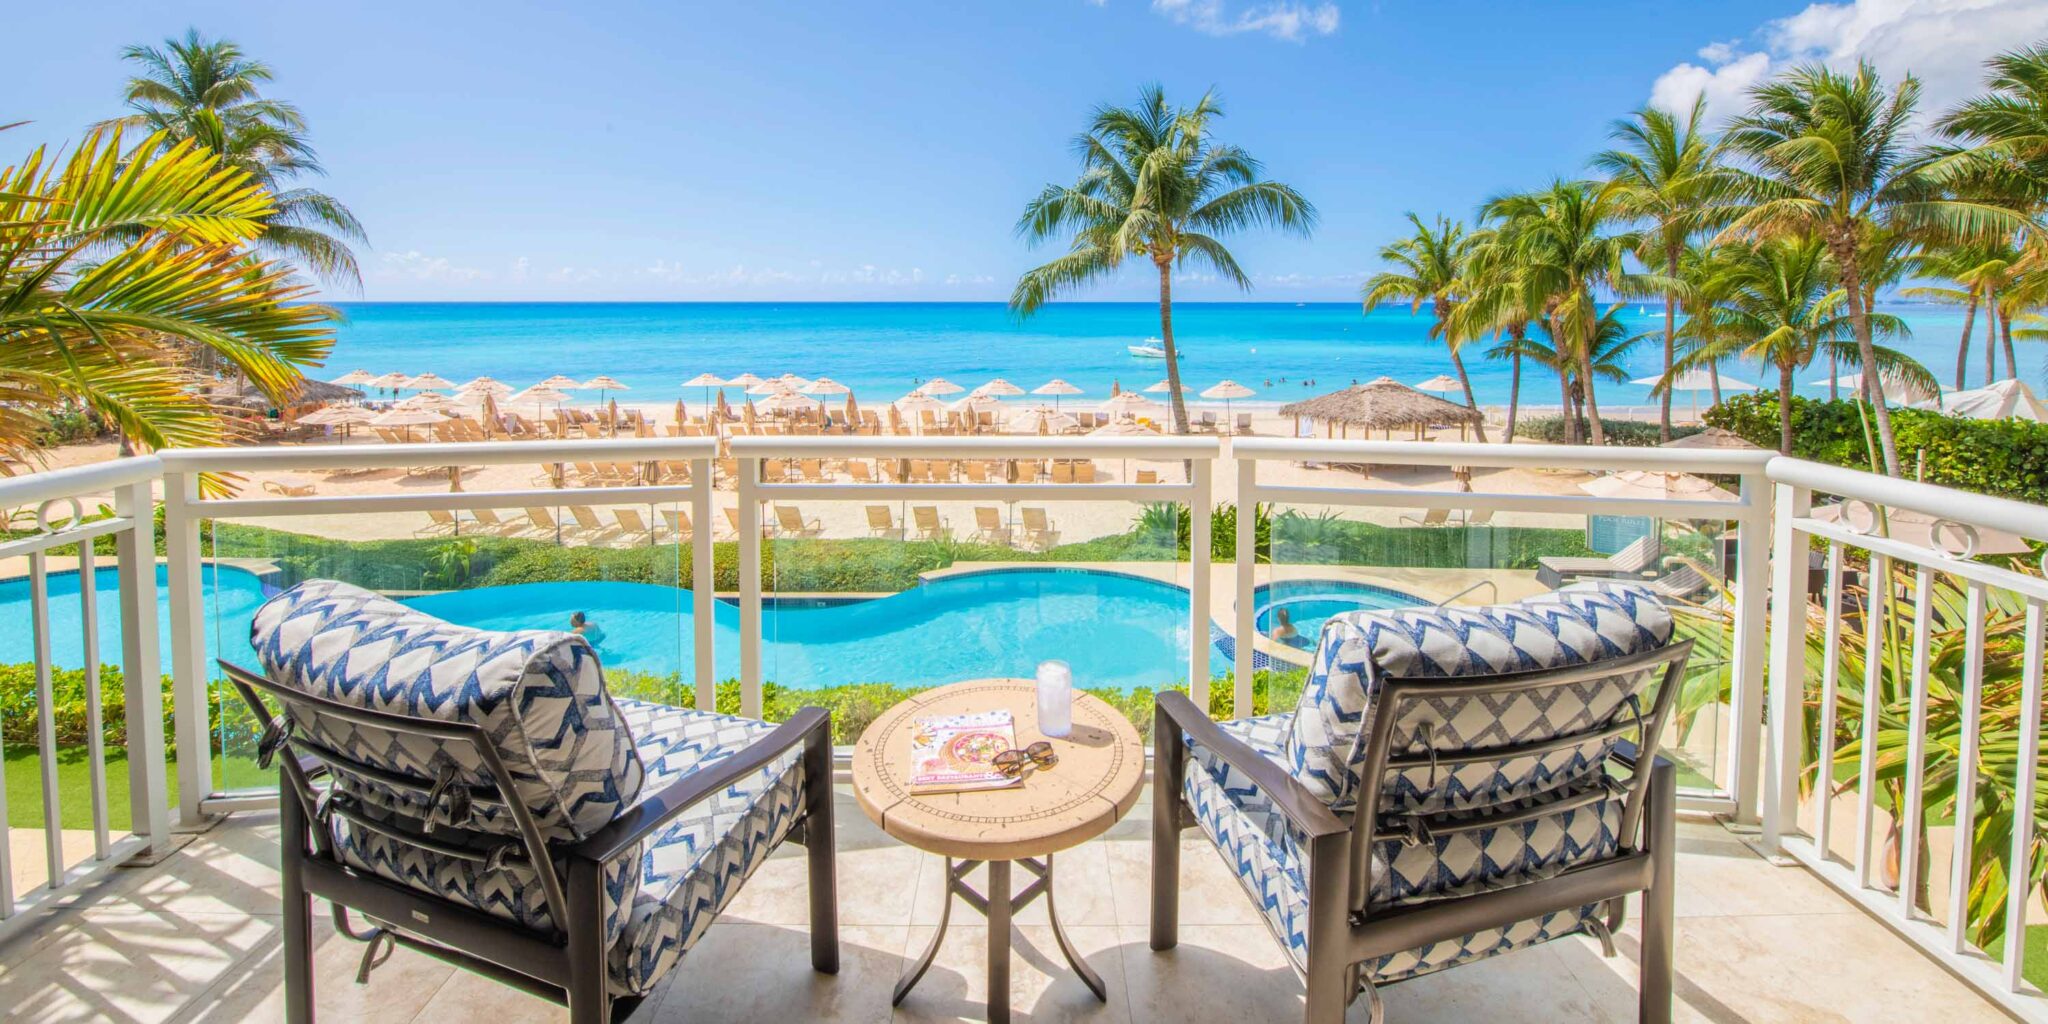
327,301,1995,408
1253,579,1425,651
9,565,1226,691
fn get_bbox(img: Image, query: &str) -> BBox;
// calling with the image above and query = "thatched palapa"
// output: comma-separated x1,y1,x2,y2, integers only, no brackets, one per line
211,377,365,411
1278,376,1482,438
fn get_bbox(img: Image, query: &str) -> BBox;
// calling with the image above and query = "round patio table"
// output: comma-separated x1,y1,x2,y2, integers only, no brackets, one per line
851,678,1144,1024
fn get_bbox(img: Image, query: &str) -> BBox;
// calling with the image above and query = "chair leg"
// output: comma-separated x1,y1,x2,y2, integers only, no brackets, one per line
280,783,315,1024
566,858,611,1024
1639,760,1677,1024
1150,705,1185,951
804,722,841,975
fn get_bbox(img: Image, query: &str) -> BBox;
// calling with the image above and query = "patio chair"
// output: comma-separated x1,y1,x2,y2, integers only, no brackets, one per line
1075,461,1097,483
661,508,692,541
910,505,950,541
1397,508,1450,528
773,504,824,538
567,505,611,539
413,509,462,538
1643,561,1715,603
1135,469,1159,485
1151,582,1688,1023
469,508,520,537
1236,412,1254,434
1019,507,1057,550
264,480,317,498
613,508,655,542
524,507,563,542
848,461,876,483
225,579,837,1024
865,505,901,538
971,506,1009,545
1536,534,1662,588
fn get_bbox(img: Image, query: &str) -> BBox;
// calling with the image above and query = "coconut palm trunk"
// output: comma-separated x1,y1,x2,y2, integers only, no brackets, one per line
1777,362,1797,454
1987,289,2002,384
1556,364,1578,443
1504,348,1522,443
1578,303,1608,445
1157,259,1189,433
1833,237,1902,475
1955,294,1978,390
1661,245,1679,442
2001,307,2019,382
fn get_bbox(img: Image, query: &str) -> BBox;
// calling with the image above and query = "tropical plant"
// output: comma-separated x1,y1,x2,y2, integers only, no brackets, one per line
1678,238,1927,452
1453,226,1541,442
1480,180,1656,446
1011,86,1315,434
427,537,479,589
104,30,367,286
1362,214,1489,439
0,125,336,461
1902,243,2016,390
1594,97,1727,442
1716,61,2028,476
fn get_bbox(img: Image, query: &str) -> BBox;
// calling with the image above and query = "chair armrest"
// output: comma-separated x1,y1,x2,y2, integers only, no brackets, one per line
1155,691,1348,840
568,706,831,864
1608,738,1673,775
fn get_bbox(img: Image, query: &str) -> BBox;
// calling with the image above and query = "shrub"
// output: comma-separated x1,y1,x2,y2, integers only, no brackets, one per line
1706,394,2048,505
1515,416,1701,447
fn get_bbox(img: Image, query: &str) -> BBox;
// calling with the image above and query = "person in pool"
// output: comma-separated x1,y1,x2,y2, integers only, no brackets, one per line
570,611,606,647
1270,607,1297,641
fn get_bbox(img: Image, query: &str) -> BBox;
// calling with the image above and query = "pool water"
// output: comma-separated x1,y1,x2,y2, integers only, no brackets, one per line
4,565,1224,692
1253,579,1427,650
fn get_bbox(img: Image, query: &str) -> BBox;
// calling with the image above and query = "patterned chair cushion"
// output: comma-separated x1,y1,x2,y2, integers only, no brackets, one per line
251,579,644,842
329,698,805,996
1181,718,1618,983
1284,581,1673,814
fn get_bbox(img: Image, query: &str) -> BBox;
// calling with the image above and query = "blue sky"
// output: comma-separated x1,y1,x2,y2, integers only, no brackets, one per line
10,0,2046,301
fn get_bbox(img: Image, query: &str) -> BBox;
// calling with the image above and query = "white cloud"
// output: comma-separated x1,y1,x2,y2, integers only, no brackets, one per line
1651,0,2048,118
373,250,487,283
1149,0,1339,41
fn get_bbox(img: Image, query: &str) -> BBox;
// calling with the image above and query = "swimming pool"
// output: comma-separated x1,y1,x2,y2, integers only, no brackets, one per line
1,565,1225,691
1252,578,1427,650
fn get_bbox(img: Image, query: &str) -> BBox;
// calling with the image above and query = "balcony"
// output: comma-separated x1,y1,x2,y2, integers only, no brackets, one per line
0,435,2040,1022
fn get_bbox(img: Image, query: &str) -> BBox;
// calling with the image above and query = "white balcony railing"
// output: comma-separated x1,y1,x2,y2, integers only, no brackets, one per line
0,434,2042,1016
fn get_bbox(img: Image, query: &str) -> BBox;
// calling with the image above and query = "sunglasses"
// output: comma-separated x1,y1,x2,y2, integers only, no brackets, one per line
991,741,1058,778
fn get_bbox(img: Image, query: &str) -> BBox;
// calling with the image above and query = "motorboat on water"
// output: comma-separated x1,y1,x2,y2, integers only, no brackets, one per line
1127,338,1167,358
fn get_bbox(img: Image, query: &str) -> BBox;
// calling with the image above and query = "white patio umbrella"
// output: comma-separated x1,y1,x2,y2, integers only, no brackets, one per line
803,377,852,396
370,406,450,442
1032,378,1083,411
297,404,377,440
331,369,376,386
1632,368,1759,420
1104,391,1163,419
1143,379,1181,394
919,377,965,396
1089,417,1161,478
403,372,455,391
760,388,817,414
367,371,411,393
535,374,583,390
511,386,572,423
949,394,1003,414
746,379,794,396
583,375,629,404
977,377,1025,397
1809,372,1946,404
457,380,513,400
1579,470,1739,503
895,391,946,433
726,372,766,388
397,391,460,412
1412,374,1462,396
1915,378,2048,423
1201,379,1256,422
1008,405,1078,434
679,373,728,422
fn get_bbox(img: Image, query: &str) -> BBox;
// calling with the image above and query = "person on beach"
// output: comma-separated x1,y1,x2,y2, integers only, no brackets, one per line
570,611,606,647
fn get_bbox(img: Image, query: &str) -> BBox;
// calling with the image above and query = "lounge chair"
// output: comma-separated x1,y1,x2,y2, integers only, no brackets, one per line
865,505,901,539
1398,507,1451,528
613,508,655,542
800,460,829,484
413,509,462,538
263,480,317,498
567,505,610,539
1466,507,1496,526
469,508,520,536
661,508,692,541
1644,561,1716,602
1135,469,1159,485
1196,411,1218,432
773,505,823,538
1152,582,1689,1023
1020,507,1058,550
911,505,949,541
223,580,837,1024
1075,461,1096,483
1536,534,1661,588
848,461,875,483
970,506,1009,545
524,507,564,542
1235,412,1254,434
1050,463,1074,484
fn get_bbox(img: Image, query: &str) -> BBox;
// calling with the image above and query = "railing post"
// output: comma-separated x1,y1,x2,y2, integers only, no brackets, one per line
1761,479,1810,851
1188,459,1212,712
160,470,213,829
737,457,763,719
116,478,172,855
691,457,715,712
1728,471,1772,824
1233,455,1257,721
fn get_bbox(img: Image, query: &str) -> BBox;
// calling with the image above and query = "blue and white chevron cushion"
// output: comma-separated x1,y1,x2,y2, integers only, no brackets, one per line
1283,581,1673,813
250,579,644,842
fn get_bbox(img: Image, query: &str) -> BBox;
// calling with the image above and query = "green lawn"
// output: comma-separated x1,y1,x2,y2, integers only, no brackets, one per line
4,747,260,831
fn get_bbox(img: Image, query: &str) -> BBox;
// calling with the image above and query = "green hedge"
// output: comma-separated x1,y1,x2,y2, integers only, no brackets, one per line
1705,394,2048,506
1515,416,1702,448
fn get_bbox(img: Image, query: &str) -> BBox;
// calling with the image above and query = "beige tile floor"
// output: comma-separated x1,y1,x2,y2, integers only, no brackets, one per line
0,787,2013,1024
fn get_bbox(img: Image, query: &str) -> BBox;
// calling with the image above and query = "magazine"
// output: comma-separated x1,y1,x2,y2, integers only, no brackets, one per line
908,710,1022,793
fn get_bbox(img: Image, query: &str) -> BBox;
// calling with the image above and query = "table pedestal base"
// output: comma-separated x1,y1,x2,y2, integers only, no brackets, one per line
893,854,1104,1023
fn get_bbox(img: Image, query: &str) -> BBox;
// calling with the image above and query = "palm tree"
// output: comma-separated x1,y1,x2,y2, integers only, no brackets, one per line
1901,243,2012,389
0,125,337,460
1011,86,1315,434
1362,214,1489,440
1680,239,1925,452
1480,180,1652,446
1717,61,2026,475
1529,308,1639,434
1593,97,1726,442
104,30,367,286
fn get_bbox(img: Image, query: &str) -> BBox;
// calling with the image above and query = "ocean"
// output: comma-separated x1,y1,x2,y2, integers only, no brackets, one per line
325,301,1993,408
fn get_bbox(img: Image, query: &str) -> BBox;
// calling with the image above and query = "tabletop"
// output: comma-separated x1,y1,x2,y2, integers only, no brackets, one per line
850,678,1146,861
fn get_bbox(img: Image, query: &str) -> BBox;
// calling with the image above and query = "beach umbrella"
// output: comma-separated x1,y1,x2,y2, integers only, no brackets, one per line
774,372,814,389
584,375,629,404
844,391,860,426
297,404,376,441
511,386,571,423
761,389,815,414
1812,503,2031,555
403,372,454,391
1412,374,1462,396
457,379,513,399
895,391,945,433
368,371,411,394
458,375,506,389
1202,379,1256,423
1633,368,1758,420
1579,470,1739,503
331,369,376,386
1009,405,1078,434
535,374,583,390
398,391,460,412
1809,371,1946,404
746,379,795,396
977,377,1025,397
1089,417,1161,478
370,406,449,442
1143,379,1180,394
1660,427,1762,451
949,394,1002,414
726,372,766,388
1104,391,1162,417
1914,378,2047,423
803,377,851,396
1032,378,1083,411
682,372,728,415
477,391,501,437
919,377,964,396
